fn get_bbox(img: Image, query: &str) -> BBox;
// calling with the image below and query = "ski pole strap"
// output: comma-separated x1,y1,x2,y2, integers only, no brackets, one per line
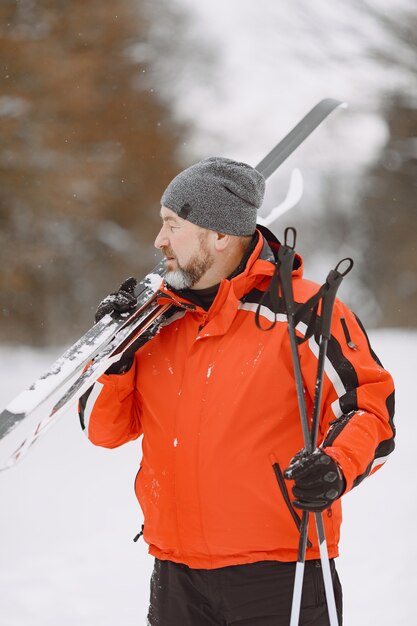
309,258,353,451
254,260,281,331
294,257,353,345
277,227,297,316
255,227,297,331
254,228,354,348
320,258,353,339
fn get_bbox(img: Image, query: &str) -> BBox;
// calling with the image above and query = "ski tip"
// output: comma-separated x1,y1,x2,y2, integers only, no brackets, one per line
0,409,26,439
316,98,348,112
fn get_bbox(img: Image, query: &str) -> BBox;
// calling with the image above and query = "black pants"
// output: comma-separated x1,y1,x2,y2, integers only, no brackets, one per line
147,558,343,625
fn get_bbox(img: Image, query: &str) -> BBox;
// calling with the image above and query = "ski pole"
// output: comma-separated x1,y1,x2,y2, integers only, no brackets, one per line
277,230,350,626
276,229,321,625
307,258,353,626
309,257,353,449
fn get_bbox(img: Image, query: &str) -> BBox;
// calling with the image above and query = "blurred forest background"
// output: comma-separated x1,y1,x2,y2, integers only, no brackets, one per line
0,0,416,346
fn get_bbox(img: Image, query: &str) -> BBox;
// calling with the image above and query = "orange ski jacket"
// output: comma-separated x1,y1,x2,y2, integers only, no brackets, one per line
84,230,395,569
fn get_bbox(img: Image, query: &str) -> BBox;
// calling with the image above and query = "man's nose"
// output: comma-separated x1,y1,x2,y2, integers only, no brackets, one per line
154,226,168,250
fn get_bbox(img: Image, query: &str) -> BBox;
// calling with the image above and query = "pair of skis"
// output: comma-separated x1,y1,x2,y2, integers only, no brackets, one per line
0,267,169,468
0,97,345,472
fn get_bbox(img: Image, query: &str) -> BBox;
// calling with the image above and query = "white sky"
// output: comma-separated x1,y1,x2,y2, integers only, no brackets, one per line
156,0,416,172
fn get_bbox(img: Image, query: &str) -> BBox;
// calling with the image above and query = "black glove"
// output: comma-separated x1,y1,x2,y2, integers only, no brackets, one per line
95,277,138,323
94,277,138,374
284,448,346,513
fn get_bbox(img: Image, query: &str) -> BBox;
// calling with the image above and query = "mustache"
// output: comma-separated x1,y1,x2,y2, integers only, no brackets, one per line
161,246,176,260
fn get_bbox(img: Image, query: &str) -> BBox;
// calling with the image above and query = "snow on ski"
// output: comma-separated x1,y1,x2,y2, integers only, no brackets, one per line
0,97,346,470
0,261,165,434
0,263,166,466
2,301,173,469
52,302,173,418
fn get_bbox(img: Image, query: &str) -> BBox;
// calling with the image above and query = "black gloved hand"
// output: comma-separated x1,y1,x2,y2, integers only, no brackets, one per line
95,277,138,323
284,448,346,513
94,277,138,375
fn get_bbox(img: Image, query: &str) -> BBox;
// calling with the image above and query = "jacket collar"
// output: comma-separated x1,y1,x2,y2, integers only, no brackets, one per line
156,228,303,317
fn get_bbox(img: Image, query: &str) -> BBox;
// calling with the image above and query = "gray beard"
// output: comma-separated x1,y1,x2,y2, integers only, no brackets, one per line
164,242,214,291
165,268,194,290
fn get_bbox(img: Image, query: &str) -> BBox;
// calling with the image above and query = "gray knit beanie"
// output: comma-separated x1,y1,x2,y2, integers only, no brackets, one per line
160,157,265,236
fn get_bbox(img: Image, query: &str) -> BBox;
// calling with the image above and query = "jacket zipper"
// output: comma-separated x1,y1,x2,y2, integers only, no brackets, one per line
133,524,144,543
340,317,358,350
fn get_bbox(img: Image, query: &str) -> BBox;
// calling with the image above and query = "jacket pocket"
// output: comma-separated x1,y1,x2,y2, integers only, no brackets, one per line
272,462,312,548
301,560,326,608
311,560,326,606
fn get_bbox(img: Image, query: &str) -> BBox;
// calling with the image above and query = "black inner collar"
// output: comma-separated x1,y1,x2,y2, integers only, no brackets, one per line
179,232,259,311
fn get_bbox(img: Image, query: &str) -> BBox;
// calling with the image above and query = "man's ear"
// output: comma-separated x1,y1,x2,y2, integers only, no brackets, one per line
213,232,231,252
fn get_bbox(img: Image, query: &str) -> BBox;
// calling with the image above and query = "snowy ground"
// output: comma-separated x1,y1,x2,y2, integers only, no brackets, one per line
0,329,415,625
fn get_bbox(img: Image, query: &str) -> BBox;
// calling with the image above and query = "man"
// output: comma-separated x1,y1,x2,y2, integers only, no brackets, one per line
81,157,395,625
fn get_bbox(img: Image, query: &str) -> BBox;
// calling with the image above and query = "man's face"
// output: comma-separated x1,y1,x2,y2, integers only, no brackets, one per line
154,206,215,290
